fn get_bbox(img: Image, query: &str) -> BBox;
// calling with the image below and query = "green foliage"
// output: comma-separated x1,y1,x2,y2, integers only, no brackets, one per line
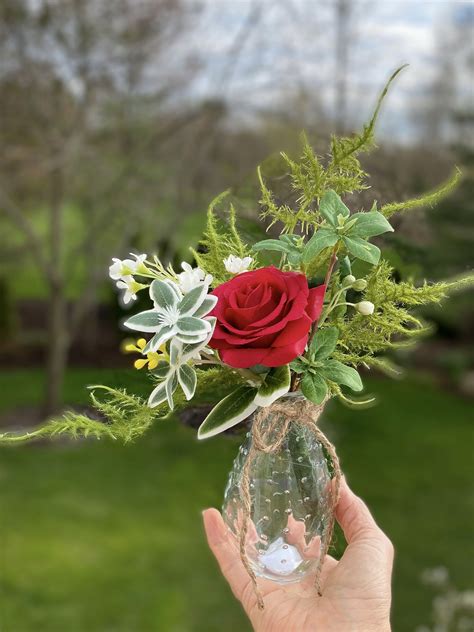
191,191,252,285
260,66,407,233
301,190,393,267
0,367,245,445
380,167,462,218
291,327,363,404
333,261,474,368
0,387,156,444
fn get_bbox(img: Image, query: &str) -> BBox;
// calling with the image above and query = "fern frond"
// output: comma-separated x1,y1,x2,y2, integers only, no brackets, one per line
380,167,462,218
0,367,246,445
191,191,252,285
332,260,473,365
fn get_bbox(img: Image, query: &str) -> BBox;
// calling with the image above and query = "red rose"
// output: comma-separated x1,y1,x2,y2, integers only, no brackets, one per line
208,266,325,368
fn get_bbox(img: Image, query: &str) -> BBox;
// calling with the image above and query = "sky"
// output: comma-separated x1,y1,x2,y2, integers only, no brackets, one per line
175,0,473,141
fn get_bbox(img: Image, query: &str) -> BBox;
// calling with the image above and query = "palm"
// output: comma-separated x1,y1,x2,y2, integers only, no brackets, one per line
203,480,393,632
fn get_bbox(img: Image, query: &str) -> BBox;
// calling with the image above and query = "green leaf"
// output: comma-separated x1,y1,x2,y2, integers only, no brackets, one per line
165,373,178,409
287,251,302,266
176,316,211,337
254,365,291,407
349,211,394,238
310,327,339,360
252,239,294,254
148,380,169,408
302,228,338,264
176,333,208,344
169,339,181,365
197,385,258,439
150,280,178,310
178,283,208,317
320,190,350,225
193,295,218,318
321,360,363,392
124,310,163,333
178,364,197,400
343,236,381,265
142,325,176,352
339,255,352,278
301,372,328,404
289,359,306,374
151,361,170,379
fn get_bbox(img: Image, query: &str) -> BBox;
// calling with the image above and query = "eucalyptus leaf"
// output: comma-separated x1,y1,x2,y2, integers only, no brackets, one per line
197,385,259,440
343,236,381,265
301,372,328,404
321,360,363,392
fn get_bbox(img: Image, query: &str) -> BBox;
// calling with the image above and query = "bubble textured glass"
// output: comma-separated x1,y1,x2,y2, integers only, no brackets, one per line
222,397,334,584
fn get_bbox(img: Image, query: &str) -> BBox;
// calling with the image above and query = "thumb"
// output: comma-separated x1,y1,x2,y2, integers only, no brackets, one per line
336,478,394,557
202,508,255,605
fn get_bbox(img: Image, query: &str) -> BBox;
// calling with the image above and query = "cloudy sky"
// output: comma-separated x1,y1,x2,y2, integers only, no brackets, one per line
178,0,473,141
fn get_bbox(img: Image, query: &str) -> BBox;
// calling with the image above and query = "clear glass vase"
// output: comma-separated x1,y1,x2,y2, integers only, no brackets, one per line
222,393,334,584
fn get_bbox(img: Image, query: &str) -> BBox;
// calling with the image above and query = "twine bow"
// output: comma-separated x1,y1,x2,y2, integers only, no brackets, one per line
238,397,342,611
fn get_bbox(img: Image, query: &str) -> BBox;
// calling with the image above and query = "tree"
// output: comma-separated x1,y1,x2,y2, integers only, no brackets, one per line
0,0,199,414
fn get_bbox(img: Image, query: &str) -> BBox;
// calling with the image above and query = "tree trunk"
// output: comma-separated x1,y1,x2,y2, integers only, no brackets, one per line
43,160,66,418
43,281,69,417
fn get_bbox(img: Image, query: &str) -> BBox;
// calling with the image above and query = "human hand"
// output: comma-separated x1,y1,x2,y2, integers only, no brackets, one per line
202,478,393,632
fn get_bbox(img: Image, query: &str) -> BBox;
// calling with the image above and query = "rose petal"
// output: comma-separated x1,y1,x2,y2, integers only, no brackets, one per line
306,284,326,321
272,313,312,347
219,347,268,369
261,335,308,366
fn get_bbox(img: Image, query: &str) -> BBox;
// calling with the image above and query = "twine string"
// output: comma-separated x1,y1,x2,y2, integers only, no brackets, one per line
238,398,342,611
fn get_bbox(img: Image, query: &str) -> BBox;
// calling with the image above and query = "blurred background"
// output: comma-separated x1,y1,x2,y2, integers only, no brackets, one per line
0,1,472,630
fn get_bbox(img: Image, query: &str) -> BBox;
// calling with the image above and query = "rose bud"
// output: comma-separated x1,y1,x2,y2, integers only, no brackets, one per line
353,279,368,291
355,300,375,315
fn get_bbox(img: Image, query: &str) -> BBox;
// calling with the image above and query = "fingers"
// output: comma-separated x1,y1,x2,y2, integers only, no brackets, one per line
202,508,253,603
336,478,394,556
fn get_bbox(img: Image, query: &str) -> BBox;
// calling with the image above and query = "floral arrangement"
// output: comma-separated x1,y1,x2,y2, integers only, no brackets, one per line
1,66,471,446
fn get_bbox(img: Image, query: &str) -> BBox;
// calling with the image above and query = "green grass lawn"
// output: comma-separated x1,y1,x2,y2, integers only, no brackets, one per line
0,369,472,631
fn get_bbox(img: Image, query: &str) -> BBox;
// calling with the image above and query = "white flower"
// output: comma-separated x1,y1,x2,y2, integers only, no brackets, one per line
116,275,145,305
223,255,253,274
177,262,212,294
109,253,148,281
355,300,375,316
342,274,356,287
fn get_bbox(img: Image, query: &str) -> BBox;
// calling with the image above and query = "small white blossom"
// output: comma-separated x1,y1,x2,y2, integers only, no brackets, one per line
342,274,356,287
223,255,253,274
353,278,368,291
116,275,144,305
177,262,212,294
355,300,375,316
109,253,148,281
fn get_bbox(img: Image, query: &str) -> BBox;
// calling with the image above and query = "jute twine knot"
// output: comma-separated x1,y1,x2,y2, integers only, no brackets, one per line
238,397,342,611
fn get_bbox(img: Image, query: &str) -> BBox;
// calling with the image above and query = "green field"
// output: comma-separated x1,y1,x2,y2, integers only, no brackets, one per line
0,369,472,631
